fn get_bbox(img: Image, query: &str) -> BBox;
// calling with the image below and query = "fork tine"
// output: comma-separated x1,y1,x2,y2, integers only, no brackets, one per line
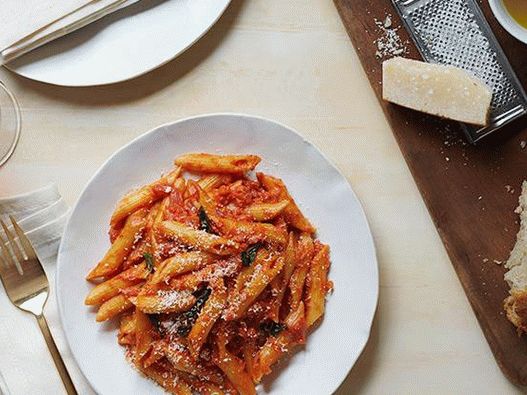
0,244,8,268
0,227,23,275
0,219,24,275
9,215,37,261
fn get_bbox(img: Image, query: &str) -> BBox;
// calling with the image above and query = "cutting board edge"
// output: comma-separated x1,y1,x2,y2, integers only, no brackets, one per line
333,0,527,387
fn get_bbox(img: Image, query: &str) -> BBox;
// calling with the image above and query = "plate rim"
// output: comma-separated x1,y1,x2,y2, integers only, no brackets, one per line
56,112,379,394
4,0,232,87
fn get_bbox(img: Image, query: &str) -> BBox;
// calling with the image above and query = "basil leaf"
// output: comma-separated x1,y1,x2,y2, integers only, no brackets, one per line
147,314,161,331
198,207,214,233
143,252,155,272
259,320,286,337
175,286,212,337
241,242,263,267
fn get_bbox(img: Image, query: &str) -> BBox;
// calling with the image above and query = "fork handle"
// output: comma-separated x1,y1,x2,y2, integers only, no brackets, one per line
36,315,78,395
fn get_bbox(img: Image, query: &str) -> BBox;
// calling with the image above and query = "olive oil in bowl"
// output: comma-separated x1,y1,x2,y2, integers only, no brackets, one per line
503,0,527,29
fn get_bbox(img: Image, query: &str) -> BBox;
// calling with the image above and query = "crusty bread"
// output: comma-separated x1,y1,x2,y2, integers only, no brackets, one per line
505,291,527,334
504,181,527,334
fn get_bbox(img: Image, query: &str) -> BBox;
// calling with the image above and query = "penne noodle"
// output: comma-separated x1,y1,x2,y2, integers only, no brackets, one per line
252,330,292,383
175,153,261,175
125,238,148,270
164,342,224,384
135,289,195,314
234,248,271,293
144,202,162,262
197,174,233,191
188,279,227,358
87,209,148,281
170,259,240,291
96,294,134,322
196,183,219,216
150,251,215,284
289,233,314,310
224,256,284,321
268,232,297,321
118,313,136,346
157,220,239,256
252,302,306,383
85,262,148,305
142,340,166,368
154,196,170,226
120,313,136,335
134,308,157,364
242,341,258,382
213,329,256,395
305,244,331,327
244,199,289,222
216,216,287,246
117,333,135,346
110,167,181,228
257,173,315,233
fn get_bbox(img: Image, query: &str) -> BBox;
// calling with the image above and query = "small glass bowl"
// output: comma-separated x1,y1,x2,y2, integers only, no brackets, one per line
0,82,21,167
489,0,527,45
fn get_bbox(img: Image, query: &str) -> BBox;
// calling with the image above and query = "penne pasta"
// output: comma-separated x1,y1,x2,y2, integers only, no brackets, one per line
150,251,215,284
175,153,261,174
170,259,240,291
87,209,148,281
118,313,136,346
110,167,181,228
196,183,219,216
135,289,195,314
96,294,134,322
215,216,287,246
234,248,271,293
197,174,233,191
242,340,258,382
213,330,256,395
143,201,162,264
305,244,331,327
224,255,284,321
157,220,239,256
257,173,315,233
268,232,298,321
85,262,148,305
289,233,314,310
134,308,157,364
187,279,227,358
244,199,289,222
142,339,166,368
252,302,306,383
163,342,224,384
120,313,136,335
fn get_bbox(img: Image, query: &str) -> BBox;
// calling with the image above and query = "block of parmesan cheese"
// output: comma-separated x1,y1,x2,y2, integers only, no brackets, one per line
382,57,492,126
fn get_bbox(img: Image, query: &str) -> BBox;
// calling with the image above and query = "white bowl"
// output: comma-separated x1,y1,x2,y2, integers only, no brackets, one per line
489,0,527,44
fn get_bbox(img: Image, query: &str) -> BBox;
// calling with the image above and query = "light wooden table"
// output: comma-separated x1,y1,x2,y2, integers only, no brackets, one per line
0,1,522,393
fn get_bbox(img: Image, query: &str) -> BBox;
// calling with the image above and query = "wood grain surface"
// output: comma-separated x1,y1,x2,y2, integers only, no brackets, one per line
334,0,527,387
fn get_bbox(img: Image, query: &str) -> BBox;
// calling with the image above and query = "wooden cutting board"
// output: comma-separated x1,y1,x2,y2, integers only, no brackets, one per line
334,0,527,387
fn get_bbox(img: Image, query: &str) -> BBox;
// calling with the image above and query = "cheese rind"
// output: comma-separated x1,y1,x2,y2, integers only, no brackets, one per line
382,57,492,126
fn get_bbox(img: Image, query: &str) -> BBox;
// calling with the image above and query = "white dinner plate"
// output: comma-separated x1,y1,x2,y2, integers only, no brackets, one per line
5,0,231,86
56,113,379,395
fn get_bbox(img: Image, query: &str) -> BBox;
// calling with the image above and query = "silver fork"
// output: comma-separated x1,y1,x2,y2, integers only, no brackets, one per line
0,216,77,395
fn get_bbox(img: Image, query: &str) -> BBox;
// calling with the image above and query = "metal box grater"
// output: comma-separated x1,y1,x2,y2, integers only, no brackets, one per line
392,0,527,143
